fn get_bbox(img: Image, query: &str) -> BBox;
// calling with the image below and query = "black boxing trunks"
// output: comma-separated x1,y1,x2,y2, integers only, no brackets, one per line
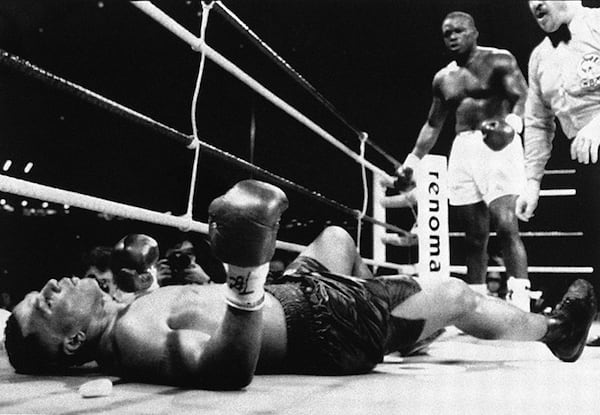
264,256,424,375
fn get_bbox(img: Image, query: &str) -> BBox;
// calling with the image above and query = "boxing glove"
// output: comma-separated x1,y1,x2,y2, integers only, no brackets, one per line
112,234,159,292
209,180,288,267
392,153,420,193
393,166,416,193
481,119,515,151
208,180,288,310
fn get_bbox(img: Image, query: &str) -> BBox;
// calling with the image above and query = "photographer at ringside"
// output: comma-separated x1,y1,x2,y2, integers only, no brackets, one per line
157,239,225,286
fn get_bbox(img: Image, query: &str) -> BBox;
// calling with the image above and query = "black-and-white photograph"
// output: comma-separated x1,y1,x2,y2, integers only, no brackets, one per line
1,0,600,413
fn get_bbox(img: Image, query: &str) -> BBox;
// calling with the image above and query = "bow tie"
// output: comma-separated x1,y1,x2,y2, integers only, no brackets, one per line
548,24,571,47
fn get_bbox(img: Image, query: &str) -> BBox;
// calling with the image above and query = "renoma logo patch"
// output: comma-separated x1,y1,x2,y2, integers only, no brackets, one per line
578,53,600,89
416,155,449,279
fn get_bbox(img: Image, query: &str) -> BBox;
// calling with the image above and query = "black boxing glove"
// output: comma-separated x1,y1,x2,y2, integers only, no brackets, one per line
481,118,516,151
208,180,288,310
392,153,420,193
393,166,416,193
112,234,159,292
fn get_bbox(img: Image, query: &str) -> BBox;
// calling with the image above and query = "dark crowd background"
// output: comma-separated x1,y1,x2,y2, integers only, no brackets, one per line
0,0,598,305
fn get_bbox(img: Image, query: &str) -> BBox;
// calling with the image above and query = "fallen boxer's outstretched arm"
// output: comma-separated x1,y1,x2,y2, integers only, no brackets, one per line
167,180,288,389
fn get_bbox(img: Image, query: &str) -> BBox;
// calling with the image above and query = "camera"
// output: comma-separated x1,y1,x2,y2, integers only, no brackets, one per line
167,250,193,274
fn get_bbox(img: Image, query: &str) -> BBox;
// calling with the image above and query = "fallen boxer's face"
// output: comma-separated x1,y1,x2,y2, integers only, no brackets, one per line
13,276,108,355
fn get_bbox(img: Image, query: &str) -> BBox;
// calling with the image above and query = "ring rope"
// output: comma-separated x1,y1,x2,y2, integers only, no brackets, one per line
0,49,409,236
544,169,576,175
130,3,411,239
0,173,415,272
449,231,584,238
184,0,214,228
2,175,583,275
196,40,389,176
356,132,369,251
249,105,257,166
539,189,575,197
451,265,593,274
0,49,191,147
131,2,392,181
187,42,411,233
0,174,209,233
211,1,400,167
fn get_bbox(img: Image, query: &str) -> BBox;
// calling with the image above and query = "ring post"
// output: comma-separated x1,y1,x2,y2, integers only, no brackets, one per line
416,155,450,280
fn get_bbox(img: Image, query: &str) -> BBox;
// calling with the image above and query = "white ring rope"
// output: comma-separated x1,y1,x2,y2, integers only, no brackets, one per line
356,132,369,252
451,266,593,274
3,172,581,275
130,1,392,181
0,174,416,272
0,174,209,233
544,169,576,175
539,189,575,197
184,1,214,228
199,42,387,176
131,1,201,47
449,231,583,238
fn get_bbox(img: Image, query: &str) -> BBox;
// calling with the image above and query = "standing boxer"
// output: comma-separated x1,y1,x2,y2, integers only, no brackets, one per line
4,181,596,389
389,12,529,290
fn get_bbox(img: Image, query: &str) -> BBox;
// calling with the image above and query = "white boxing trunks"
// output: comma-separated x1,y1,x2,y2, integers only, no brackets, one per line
447,130,525,206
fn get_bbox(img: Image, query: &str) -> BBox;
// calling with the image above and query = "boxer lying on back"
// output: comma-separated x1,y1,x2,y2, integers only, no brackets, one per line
4,180,597,389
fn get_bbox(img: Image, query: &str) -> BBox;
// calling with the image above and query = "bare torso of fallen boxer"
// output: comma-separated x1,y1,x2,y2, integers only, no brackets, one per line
97,285,287,382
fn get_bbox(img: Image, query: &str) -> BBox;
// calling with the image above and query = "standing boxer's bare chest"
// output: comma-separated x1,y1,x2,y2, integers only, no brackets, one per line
440,62,495,104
